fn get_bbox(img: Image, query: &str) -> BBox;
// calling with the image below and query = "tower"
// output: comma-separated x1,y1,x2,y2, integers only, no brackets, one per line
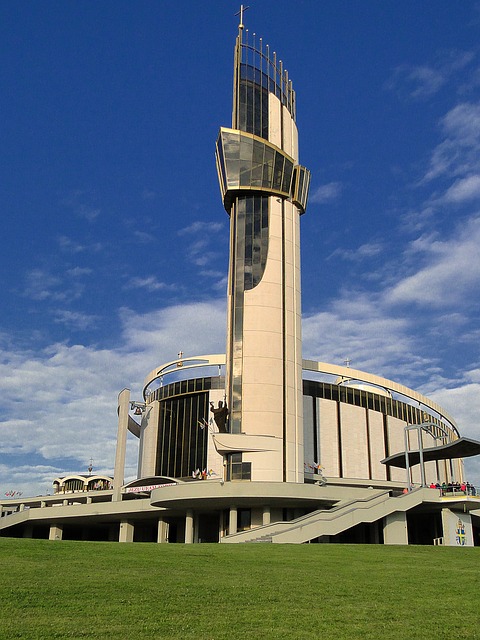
215,15,310,483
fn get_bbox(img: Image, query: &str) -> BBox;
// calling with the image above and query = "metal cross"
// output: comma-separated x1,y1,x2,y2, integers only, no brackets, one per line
235,4,249,29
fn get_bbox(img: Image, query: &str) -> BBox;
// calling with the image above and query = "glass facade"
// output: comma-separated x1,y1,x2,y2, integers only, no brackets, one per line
238,73,269,138
303,379,454,439
292,165,311,213
154,385,212,479
234,194,269,290
216,128,295,210
236,30,296,121
145,373,456,484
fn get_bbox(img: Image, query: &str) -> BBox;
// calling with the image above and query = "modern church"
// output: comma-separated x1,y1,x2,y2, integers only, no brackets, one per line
2,14,480,546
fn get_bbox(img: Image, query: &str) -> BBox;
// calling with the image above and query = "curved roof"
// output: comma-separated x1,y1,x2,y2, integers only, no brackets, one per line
143,354,458,432
303,359,457,431
381,437,480,469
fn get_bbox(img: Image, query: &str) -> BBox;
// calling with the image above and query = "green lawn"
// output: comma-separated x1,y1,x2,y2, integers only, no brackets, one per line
0,538,479,640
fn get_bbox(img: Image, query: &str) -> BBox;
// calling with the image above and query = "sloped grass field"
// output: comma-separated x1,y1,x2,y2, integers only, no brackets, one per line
0,538,479,640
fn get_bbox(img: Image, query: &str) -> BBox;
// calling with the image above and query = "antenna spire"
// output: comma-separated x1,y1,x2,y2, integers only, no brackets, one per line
235,4,249,32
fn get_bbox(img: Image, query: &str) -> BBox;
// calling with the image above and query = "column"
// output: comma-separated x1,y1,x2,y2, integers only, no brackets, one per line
383,512,408,545
185,510,194,544
49,524,63,541
119,520,134,543
113,388,130,502
157,518,168,544
229,505,238,536
262,505,271,526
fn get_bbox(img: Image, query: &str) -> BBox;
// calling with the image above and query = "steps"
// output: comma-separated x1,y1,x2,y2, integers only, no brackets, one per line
222,488,435,544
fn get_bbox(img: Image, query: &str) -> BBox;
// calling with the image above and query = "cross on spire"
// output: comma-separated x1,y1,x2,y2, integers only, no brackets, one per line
235,4,249,30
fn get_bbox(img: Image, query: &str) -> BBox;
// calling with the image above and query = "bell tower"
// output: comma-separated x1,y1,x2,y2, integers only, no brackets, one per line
215,12,310,482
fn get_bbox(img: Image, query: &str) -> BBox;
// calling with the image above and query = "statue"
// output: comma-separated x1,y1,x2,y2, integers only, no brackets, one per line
210,400,229,433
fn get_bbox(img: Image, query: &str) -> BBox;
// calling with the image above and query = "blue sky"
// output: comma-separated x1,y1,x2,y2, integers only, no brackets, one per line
2,1,480,496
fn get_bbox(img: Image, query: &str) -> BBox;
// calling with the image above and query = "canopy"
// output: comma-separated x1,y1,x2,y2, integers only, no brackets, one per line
381,437,480,469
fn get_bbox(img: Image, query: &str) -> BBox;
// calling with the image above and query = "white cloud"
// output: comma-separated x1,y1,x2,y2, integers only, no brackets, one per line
442,174,480,203
132,230,156,244
310,182,342,204
23,268,87,303
423,102,480,183
124,276,176,292
386,51,475,101
58,235,103,254
60,191,101,221
424,373,480,484
328,242,384,262
23,269,64,301
302,293,429,382
386,215,480,306
53,310,98,330
66,267,93,277
178,221,224,235
176,221,227,268
0,300,227,498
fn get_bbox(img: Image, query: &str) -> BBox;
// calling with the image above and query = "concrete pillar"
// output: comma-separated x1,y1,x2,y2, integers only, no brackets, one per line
138,400,160,478
383,512,408,545
185,510,194,544
114,388,130,501
19,503,25,512
86,497,92,504
157,518,168,543
119,520,134,543
49,524,63,541
40,501,46,508
229,505,238,536
262,505,271,526
63,499,68,506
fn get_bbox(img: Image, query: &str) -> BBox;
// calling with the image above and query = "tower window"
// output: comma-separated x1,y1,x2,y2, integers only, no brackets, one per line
226,453,251,481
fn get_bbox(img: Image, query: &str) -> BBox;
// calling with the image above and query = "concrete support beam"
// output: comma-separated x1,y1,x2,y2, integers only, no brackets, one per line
157,518,168,544
114,388,130,502
49,525,63,541
262,505,271,526
383,511,408,545
229,505,238,536
119,520,134,543
185,510,194,544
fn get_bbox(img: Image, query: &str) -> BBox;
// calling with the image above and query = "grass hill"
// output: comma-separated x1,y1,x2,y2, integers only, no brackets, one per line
0,538,478,639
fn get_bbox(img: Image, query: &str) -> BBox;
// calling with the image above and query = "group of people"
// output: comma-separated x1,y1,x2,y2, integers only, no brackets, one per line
429,481,477,496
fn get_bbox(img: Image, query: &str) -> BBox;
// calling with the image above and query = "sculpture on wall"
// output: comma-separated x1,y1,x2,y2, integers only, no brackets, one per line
210,400,229,433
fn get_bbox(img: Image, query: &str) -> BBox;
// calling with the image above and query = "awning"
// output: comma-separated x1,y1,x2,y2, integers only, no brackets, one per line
381,437,480,469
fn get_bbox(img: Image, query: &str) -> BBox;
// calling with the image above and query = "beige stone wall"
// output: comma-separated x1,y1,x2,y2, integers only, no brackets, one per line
387,415,407,482
340,403,369,479
368,410,386,481
317,398,339,478
233,92,304,482
137,400,160,478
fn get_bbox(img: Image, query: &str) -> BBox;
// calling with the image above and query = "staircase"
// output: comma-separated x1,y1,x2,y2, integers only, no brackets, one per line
222,488,435,544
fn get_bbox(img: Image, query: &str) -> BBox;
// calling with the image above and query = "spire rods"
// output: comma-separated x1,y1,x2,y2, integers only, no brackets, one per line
235,4,249,32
